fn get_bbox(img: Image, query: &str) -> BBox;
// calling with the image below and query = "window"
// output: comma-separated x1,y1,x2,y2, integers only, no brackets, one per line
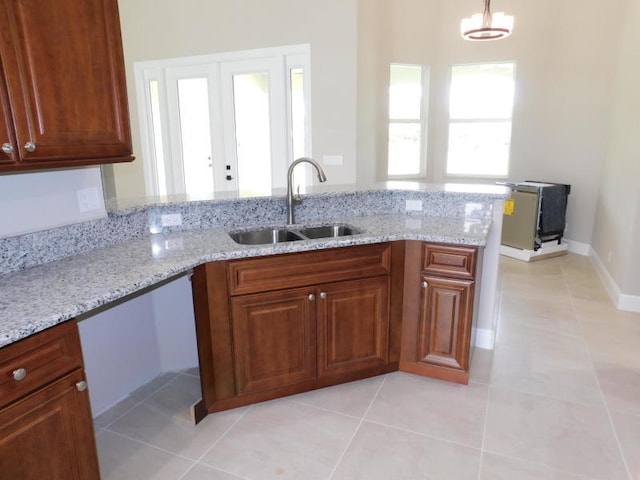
135,45,311,197
387,64,429,177
446,62,516,177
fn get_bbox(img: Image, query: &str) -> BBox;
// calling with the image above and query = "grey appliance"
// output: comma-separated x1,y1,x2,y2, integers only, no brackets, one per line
500,181,571,251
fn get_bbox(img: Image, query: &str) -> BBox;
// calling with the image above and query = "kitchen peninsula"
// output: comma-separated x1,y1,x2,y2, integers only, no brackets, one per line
0,182,507,477
0,182,508,349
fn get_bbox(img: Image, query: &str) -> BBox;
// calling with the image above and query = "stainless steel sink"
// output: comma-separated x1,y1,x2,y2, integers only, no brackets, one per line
229,224,359,245
296,225,357,239
229,228,303,245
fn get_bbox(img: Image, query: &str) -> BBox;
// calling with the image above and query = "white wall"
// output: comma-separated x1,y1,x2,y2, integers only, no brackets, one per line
78,275,198,416
0,167,106,238
592,0,640,298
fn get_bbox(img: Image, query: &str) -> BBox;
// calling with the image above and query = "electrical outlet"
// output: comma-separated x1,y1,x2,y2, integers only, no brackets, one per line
77,187,100,213
405,199,423,211
161,213,182,227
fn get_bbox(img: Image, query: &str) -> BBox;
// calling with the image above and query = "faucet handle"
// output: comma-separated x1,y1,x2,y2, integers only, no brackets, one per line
293,185,302,203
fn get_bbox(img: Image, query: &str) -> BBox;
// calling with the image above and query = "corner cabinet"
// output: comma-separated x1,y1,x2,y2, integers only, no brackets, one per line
192,243,405,414
400,242,482,384
0,320,100,480
0,0,133,171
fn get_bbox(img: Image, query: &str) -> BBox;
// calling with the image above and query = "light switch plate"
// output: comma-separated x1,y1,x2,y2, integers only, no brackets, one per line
77,187,101,213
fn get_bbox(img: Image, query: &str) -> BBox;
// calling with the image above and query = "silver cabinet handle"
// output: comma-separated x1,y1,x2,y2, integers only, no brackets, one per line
421,281,429,289
319,292,327,299
12,368,27,381
2,143,13,154
76,381,88,392
24,141,36,152
308,294,316,301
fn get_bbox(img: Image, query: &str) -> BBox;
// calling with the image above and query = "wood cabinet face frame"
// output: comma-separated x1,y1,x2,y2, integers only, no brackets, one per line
0,320,100,479
193,243,405,414
0,0,133,172
400,241,481,384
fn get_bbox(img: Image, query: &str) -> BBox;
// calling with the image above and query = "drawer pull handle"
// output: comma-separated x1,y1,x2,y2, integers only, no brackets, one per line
320,292,327,299
308,294,316,301
2,143,13,154
421,281,429,289
76,381,88,392
12,368,27,381
24,141,36,153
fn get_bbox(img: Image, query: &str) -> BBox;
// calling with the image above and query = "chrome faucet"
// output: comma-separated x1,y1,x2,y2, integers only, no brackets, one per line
286,157,327,224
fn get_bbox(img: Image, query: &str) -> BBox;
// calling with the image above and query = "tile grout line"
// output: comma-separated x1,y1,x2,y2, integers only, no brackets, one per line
476,269,506,480
176,404,254,480
96,371,184,430
562,263,634,480
325,373,390,480
476,368,494,479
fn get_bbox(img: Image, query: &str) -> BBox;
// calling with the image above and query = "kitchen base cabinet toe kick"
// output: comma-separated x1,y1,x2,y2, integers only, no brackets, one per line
192,241,482,416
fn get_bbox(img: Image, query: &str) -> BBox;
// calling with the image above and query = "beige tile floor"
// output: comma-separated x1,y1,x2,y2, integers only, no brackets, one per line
94,254,640,480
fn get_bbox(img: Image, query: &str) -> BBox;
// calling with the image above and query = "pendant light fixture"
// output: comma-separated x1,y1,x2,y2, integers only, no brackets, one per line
461,0,513,41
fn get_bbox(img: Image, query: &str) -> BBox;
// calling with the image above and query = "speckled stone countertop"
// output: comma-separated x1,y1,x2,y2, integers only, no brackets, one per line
0,182,509,348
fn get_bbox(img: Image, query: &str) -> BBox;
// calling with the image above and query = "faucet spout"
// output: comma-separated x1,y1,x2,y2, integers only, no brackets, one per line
286,157,327,225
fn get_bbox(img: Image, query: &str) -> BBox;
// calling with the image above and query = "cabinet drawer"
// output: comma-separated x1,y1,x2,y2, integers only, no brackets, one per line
421,244,477,279
0,320,83,408
228,243,391,295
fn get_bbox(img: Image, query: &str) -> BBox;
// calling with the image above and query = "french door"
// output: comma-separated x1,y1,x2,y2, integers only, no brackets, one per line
135,45,311,197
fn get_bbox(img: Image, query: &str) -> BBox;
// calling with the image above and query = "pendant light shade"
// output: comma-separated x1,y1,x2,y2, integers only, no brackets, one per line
461,0,513,41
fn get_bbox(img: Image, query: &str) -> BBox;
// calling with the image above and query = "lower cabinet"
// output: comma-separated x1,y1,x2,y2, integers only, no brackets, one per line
192,243,404,414
191,240,482,416
400,241,482,384
0,320,100,480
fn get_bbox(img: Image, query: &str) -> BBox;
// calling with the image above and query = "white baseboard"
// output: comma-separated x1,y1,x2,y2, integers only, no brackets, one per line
474,328,495,350
565,239,591,256
500,242,568,262
590,248,640,313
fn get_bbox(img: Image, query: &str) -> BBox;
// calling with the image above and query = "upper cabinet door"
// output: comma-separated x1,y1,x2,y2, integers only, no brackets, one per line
0,68,16,166
0,0,133,170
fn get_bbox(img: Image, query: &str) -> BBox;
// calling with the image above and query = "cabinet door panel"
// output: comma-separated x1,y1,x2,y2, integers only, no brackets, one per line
318,277,389,377
0,370,99,480
0,68,16,165
0,0,132,165
231,288,317,395
417,276,474,371
0,321,84,409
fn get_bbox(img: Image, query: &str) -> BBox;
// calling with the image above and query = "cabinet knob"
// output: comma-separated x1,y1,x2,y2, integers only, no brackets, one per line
319,292,327,299
421,281,429,289
1,143,13,154
24,142,36,153
76,381,88,392
308,294,316,301
12,368,27,381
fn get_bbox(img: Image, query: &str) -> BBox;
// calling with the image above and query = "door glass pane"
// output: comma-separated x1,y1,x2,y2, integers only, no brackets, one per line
388,123,421,176
148,80,167,196
177,78,214,195
233,73,271,197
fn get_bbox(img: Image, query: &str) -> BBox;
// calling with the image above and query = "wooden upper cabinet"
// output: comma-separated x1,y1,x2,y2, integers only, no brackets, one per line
0,0,133,171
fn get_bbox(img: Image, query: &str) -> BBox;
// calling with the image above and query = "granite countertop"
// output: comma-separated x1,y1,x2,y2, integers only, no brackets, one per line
0,183,509,349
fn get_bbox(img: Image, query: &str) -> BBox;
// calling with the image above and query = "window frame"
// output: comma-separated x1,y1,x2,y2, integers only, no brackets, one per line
445,61,516,179
386,63,430,179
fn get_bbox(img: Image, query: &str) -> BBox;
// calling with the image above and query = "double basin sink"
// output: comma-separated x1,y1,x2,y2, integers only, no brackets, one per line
229,224,358,245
